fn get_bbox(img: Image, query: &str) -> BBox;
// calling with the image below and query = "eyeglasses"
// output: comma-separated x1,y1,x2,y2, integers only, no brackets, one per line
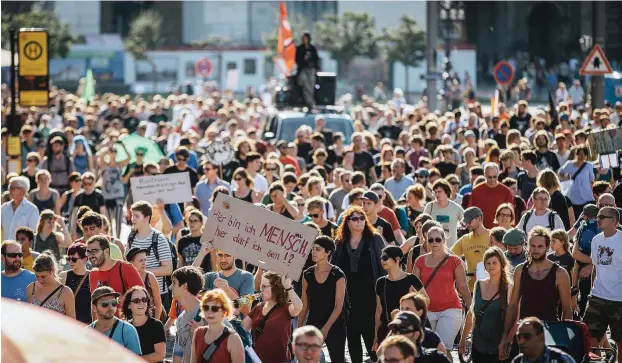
295,343,322,352
130,297,149,305
216,253,232,259
5,252,23,258
498,213,513,218
202,305,223,313
381,255,391,261
389,326,415,335
349,216,365,222
86,248,102,256
188,219,201,224
597,215,614,220
427,237,444,244
308,213,321,219
68,257,84,263
99,299,118,308
177,157,187,162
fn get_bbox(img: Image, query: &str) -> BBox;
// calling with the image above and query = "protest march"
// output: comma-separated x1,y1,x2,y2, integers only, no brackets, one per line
3,1,622,363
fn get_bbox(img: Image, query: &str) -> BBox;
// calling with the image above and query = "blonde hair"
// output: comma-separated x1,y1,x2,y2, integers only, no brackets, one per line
550,229,570,252
536,169,561,193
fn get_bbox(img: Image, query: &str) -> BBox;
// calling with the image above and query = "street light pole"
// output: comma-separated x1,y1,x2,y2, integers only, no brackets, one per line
439,1,464,112
426,2,439,112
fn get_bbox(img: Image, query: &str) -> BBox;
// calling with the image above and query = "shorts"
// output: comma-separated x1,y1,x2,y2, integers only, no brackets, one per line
427,308,463,348
583,295,622,342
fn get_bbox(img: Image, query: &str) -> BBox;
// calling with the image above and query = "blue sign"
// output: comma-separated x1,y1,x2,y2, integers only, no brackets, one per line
493,61,514,85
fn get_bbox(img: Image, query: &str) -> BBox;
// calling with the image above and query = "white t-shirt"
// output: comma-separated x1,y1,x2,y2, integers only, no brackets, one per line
423,200,464,247
253,173,269,194
518,209,565,235
591,230,622,302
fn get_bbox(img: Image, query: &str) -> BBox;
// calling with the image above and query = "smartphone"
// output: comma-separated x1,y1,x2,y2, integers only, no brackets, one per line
193,310,202,322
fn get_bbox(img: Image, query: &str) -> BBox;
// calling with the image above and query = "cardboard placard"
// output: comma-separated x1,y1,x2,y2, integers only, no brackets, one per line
202,194,318,280
587,127,622,155
130,172,193,205
205,140,234,166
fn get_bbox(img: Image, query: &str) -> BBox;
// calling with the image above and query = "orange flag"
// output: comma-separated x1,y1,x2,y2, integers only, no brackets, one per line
276,1,296,75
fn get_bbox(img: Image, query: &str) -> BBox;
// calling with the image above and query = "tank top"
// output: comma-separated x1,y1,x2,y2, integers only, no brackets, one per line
519,262,559,321
65,270,91,324
234,189,253,203
31,283,65,314
32,190,56,212
193,326,233,363
472,281,504,354
34,233,61,261
74,154,89,175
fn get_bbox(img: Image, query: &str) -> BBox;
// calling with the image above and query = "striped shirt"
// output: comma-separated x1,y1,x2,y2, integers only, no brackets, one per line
130,229,172,293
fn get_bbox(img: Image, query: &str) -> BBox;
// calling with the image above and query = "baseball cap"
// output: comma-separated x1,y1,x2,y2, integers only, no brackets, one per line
276,140,288,149
462,207,483,224
125,247,149,262
464,130,476,138
388,311,422,331
583,204,599,219
91,286,121,304
361,191,379,204
503,228,526,246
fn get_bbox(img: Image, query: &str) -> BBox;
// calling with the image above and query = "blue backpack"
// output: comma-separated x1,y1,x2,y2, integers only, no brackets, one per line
229,318,255,363
577,219,600,255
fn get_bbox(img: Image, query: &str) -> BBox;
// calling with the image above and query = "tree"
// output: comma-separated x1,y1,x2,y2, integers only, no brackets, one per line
314,12,378,77
124,10,164,93
1,10,75,58
381,16,426,98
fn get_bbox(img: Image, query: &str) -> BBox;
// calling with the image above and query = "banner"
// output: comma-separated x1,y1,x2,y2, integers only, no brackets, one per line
130,172,193,205
202,194,318,280
277,1,295,75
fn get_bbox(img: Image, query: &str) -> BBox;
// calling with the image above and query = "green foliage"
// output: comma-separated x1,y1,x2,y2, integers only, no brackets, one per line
124,10,164,59
262,13,314,59
314,12,379,67
190,36,233,49
1,10,75,58
381,16,426,67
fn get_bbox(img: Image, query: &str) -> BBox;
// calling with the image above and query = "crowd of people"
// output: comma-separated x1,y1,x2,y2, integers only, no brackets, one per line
1,81,622,363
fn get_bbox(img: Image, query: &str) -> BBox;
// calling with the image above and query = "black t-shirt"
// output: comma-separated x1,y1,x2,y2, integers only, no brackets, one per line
297,142,313,160
177,234,208,269
353,151,375,182
516,171,537,202
303,265,348,328
373,216,396,245
547,252,574,275
74,189,106,212
535,150,560,171
435,162,457,178
549,190,571,230
164,165,199,188
134,317,166,362
319,221,338,239
375,273,423,325
377,125,402,140
422,328,442,351
124,116,140,133
424,139,442,156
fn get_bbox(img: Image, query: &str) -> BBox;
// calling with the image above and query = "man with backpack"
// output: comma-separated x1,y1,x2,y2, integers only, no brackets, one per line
128,201,175,315
517,187,565,234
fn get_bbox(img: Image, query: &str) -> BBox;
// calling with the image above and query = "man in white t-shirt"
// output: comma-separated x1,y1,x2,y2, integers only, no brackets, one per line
583,206,622,360
424,179,464,247
246,152,268,194
517,187,565,234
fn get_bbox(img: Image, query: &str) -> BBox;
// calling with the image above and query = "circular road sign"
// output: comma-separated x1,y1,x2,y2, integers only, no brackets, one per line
194,57,213,78
23,41,43,61
493,61,515,86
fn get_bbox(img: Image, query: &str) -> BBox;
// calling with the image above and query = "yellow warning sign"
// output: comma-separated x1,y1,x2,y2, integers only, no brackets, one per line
7,136,21,156
18,30,48,76
19,90,49,107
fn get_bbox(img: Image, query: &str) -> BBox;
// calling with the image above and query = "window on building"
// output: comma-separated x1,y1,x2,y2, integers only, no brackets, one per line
227,62,237,71
244,59,257,75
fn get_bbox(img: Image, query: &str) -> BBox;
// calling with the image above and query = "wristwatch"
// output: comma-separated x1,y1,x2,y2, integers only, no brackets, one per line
571,286,579,296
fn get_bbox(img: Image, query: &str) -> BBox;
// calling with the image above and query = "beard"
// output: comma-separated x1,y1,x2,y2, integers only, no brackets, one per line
5,260,21,273
530,252,545,262
90,255,105,268
220,261,234,271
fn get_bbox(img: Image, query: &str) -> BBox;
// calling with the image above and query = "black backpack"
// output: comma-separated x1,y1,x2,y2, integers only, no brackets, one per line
522,209,557,232
128,230,178,289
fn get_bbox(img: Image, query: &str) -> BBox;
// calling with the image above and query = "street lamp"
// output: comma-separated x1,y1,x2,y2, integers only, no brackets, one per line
579,35,593,53
439,0,465,111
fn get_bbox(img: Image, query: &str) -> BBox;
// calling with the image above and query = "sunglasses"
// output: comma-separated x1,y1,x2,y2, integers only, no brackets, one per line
266,168,278,171
597,215,614,220
136,153,144,157
5,252,23,258
99,299,118,308
427,237,444,244
381,255,391,261
389,327,415,335
130,297,149,304
177,157,187,162
308,213,321,218
68,257,84,263
450,181,460,186
202,305,223,313
234,177,243,181
349,216,365,222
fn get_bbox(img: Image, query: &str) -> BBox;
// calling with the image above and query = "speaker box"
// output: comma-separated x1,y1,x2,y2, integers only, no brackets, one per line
315,72,336,106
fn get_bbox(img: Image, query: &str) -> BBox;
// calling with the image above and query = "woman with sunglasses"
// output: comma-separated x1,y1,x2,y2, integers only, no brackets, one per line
299,236,348,363
413,225,471,361
60,243,91,324
27,252,75,319
34,209,71,261
459,247,512,363
231,167,260,204
122,286,166,363
494,203,515,230
28,169,60,213
126,247,163,320
20,151,40,192
331,206,385,363
191,289,245,363
263,159,282,186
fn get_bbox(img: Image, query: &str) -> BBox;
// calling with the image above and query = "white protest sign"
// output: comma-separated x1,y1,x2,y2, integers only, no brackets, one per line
145,122,158,139
202,194,318,280
130,172,193,205
205,140,234,166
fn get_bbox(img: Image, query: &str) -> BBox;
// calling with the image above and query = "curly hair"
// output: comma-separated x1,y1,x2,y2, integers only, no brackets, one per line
334,206,376,244
122,286,155,320
263,271,289,305
528,226,552,248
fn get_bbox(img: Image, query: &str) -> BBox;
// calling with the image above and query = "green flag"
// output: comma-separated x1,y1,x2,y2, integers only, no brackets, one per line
81,69,95,103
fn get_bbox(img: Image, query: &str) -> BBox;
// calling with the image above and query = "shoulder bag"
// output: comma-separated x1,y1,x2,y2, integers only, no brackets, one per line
423,254,451,289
